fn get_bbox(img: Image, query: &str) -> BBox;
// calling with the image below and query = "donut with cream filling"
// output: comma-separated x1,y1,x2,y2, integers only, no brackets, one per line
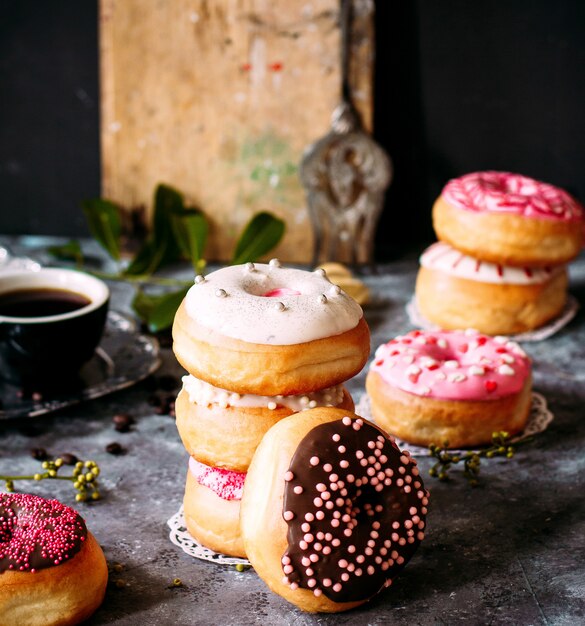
433,171,584,266
0,493,108,626
415,241,568,335
366,329,532,448
172,260,370,396
175,376,355,472
240,407,428,613
183,457,247,558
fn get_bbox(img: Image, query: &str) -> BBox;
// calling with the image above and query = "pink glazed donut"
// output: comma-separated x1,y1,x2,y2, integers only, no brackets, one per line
365,329,532,448
433,171,584,266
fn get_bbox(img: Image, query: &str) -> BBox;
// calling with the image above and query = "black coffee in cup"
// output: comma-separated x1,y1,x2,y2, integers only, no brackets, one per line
0,269,110,385
0,288,92,318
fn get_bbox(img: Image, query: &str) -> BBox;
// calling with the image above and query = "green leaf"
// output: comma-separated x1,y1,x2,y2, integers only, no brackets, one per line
124,184,202,277
170,208,208,272
124,185,179,276
125,239,168,277
232,212,285,265
131,288,159,322
132,286,191,333
81,198,122,261
47,239,84,266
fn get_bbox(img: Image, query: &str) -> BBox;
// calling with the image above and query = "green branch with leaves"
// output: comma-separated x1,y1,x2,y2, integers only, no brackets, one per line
50,184,285,332
428,431,522,487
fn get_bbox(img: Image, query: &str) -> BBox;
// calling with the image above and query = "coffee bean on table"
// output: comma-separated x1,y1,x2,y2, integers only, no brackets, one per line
60,453,79,465
113,413,135,433
30,447,49,461
106,442,126,455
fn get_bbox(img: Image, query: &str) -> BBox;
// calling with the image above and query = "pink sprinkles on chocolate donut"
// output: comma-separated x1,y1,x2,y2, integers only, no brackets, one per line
0,493,87,573
281,417,429,603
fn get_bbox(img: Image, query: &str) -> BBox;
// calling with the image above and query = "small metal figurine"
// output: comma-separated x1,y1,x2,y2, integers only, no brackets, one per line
300,0,392,266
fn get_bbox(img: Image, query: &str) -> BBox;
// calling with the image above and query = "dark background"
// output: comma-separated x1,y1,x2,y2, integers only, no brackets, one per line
1,0,584,260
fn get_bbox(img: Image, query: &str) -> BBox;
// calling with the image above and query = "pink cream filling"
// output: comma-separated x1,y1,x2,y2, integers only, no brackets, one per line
188,457,246,500
442,171,584,222
370,329,531,401
262,288,302,297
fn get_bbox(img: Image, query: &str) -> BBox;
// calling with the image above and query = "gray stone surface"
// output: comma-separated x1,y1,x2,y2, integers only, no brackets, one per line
1,238,584,625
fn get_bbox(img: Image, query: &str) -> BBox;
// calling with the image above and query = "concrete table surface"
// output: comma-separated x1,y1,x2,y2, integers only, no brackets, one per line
1,238,584,626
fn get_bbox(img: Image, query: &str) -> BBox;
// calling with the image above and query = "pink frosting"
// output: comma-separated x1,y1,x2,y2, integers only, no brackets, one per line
263,288,301,297
442,171,584,222
370,329,531,401
188,457,246,500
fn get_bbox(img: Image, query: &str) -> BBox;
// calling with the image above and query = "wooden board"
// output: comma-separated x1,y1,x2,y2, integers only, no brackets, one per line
99,0,374,262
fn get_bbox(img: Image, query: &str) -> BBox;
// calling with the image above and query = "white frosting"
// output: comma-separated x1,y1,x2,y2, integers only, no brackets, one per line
184,261,363,345
420,242,563,285
182,375,345,411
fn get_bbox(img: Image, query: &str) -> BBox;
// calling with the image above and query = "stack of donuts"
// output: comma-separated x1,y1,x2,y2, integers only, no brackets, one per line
172,259,370,558
415,171,584,335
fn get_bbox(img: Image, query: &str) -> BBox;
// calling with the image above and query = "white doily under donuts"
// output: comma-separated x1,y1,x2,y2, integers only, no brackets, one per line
406,296,578,342
167,507,251,567
355,391,553,456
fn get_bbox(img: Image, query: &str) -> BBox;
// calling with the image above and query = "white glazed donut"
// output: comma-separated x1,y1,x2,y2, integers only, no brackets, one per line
433,171,584,266
366,329,533,448
172,260,370,395
415,242,568,335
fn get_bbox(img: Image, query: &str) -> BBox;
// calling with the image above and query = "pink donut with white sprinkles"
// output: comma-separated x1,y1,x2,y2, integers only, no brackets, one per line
370,329,531,400
366,329,533,448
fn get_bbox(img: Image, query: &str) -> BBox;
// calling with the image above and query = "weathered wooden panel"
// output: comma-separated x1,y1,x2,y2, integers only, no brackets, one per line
100,0,374,261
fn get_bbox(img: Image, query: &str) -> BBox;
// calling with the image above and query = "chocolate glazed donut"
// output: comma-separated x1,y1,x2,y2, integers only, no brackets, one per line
241,408,429,613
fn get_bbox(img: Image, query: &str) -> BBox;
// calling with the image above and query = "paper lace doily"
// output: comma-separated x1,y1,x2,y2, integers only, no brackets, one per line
167,507,251,566
406,296,578,342
355,391,553,456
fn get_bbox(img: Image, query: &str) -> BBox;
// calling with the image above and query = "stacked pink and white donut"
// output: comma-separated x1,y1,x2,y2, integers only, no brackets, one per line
172,260,370,557
366,328,532,448
416,171,584,334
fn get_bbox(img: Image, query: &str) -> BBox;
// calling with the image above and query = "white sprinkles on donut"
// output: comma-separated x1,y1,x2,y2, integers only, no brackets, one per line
370,329,531,401
184,260,363,345
281,417,428,603
420,242,563,285
182,375,346,412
